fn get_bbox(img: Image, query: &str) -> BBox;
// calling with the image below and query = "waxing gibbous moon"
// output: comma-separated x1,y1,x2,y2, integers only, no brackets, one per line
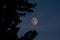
32,17,38,25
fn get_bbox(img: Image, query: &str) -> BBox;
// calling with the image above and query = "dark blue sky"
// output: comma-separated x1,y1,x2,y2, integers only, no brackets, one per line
17,0,60,40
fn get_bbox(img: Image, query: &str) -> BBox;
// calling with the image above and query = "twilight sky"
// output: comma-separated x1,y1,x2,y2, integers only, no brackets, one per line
17,0,60,40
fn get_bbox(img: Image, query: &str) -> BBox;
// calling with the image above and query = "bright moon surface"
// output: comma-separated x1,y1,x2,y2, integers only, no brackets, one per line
32,17,38,25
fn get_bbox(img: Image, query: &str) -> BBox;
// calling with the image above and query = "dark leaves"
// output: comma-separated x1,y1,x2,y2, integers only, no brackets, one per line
20,30,37,40
0,0,37,40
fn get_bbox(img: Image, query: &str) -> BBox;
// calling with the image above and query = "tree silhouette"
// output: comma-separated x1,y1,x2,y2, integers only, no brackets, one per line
0,0,37,40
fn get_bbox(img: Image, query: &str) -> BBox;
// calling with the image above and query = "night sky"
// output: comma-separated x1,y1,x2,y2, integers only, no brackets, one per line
17,0,60,40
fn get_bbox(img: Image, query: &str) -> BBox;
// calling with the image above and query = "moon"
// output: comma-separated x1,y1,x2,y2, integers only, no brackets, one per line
32,17,38,25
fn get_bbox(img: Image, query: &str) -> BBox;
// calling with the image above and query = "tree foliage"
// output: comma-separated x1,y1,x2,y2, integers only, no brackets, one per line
0,0,37,40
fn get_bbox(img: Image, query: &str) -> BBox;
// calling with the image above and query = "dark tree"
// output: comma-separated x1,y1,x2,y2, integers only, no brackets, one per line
0,0,37,40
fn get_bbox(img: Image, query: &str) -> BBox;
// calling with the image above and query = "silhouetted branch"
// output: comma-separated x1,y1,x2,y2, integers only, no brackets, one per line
0,0,37,40
20,30,37,40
